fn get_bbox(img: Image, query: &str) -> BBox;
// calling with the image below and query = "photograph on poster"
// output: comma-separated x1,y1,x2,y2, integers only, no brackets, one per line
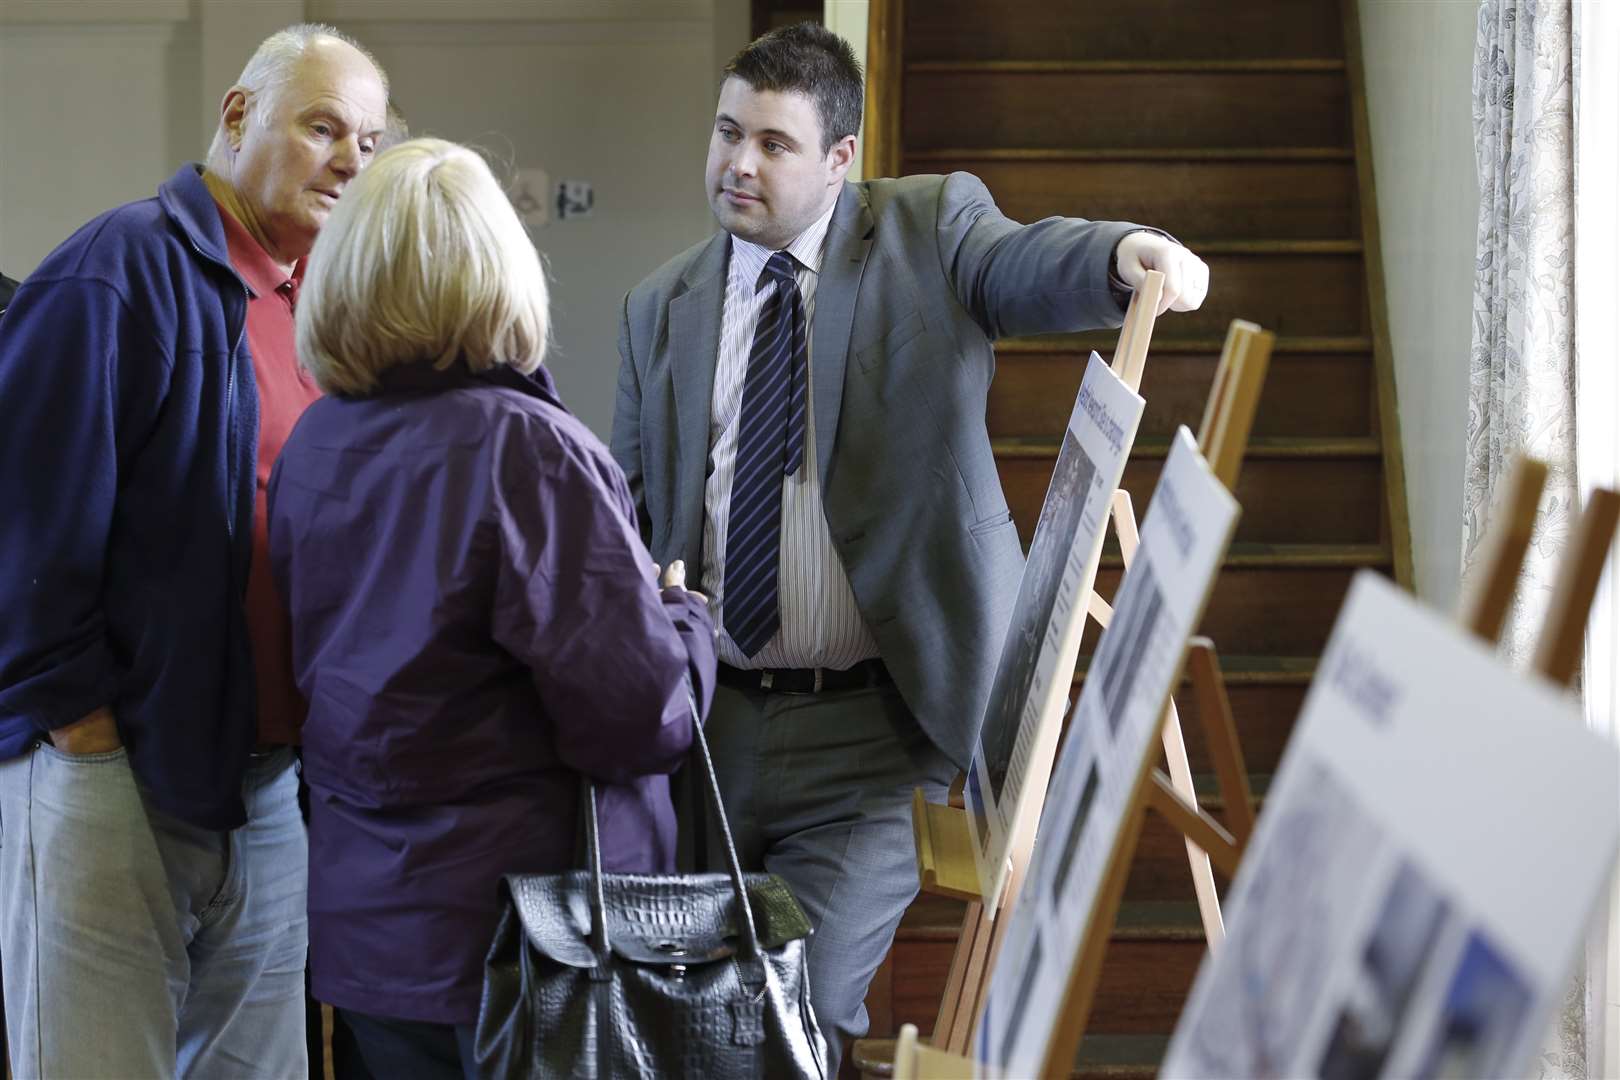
1317,860,1451,1080
1169,762,1386,1079
1047,760,1101,906
966,354,1146,913
1410,931,1531,1080
980,427,1100,803
1020,704,1103,933
1093,559,1165,736
998,926,1047,1070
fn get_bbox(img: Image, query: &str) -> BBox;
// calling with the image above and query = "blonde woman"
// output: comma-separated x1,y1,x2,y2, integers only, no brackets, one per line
268,138,715,1078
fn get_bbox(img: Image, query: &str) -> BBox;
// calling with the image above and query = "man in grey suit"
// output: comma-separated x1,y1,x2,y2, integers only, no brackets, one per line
612,23,1208,1071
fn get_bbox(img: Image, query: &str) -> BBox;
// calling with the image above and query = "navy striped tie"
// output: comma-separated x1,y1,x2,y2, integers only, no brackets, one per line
723,251,808,658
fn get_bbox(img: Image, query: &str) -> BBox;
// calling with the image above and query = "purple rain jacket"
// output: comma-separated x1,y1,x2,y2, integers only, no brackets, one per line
267,360,715,1025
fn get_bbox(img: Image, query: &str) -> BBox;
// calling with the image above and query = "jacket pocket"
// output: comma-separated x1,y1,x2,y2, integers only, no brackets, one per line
968,510,1015,537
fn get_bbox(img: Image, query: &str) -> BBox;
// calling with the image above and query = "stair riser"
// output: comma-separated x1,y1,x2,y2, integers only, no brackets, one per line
906,0,1344,62
908,157,1359,242
1179,252,1366,337
1123,810,1239,904
989,350,1374,440
999,455,1387,545
1062,677,1307,777
880,936,1205,1037
1081,565,1362,655
904,71,1349,151
1091,939,1206,1033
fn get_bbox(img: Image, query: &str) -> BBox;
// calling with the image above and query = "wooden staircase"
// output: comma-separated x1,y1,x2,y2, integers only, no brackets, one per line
853,0,1412,1075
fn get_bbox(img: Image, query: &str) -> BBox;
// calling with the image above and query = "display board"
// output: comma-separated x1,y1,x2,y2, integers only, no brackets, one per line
974,427,1241,1077
1162,571,1620,1080
965,352,1145,914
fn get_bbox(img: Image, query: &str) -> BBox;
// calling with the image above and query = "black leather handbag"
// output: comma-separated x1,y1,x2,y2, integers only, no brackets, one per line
474,695,828,1079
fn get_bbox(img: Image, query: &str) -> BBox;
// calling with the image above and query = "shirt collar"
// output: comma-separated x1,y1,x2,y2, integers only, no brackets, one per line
368,359,564,412
729,197,838,287
212,198,303,302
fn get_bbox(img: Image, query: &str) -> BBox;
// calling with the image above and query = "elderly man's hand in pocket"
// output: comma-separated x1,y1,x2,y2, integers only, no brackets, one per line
50,705,122,755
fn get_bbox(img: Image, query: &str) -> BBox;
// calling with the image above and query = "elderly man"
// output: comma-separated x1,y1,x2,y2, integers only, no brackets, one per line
0,24,386,1077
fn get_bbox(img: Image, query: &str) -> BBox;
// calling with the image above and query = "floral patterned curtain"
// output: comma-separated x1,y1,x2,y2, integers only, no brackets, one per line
1467,2,1585,1076
1465,0,1577,666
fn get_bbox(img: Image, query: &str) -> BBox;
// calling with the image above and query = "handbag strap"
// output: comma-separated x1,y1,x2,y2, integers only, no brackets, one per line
579,680,763,963
685,685,763,959
580,779,610,960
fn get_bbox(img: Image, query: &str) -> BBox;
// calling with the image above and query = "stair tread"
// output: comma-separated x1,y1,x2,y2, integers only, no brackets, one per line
1075,1034,1172,1073
909,145,1355,163
1067,654,1316,689
909,58,1347,74
1099,541,1391,570
1191,239,1361,255
993,434,1381,459
1075,648,1315,676
867,4,1382,1066
897,898,1234,938
997,333,1371,353
1170,653,1317,681
853,1033,1168,1078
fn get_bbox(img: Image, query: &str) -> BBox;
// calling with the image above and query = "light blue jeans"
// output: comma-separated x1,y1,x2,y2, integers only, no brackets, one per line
0,744,307,1078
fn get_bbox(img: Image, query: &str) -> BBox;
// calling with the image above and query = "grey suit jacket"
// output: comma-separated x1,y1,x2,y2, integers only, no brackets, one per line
612,172,1140,768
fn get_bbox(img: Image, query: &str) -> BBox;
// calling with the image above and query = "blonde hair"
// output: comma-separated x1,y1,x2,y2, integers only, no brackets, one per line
205,24,389,173
297,138,551,396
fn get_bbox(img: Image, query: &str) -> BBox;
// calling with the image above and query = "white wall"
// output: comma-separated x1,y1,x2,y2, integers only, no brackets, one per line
337,17,719,434
0,0,749,439
1358,0,1480,611
0,9,198,273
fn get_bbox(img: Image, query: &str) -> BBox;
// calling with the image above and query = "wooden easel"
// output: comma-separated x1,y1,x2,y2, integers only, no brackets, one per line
1025,321,1272,1079
1458,455,1620,685
910,273,1165,1055
1026,458,1620,1080
902,455,1620,1079
912,317,1276,1061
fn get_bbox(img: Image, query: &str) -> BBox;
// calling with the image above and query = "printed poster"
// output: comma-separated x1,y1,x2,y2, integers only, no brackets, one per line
1163,572,1620,1080
965,352,1145,915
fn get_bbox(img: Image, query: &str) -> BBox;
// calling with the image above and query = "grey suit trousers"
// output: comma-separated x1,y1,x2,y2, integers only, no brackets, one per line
683,681,956,1076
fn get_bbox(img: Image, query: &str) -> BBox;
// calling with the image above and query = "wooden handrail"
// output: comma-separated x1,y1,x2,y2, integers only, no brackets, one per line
863,0,904,180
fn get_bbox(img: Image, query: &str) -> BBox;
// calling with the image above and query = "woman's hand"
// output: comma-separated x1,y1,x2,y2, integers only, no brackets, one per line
657,559,707,603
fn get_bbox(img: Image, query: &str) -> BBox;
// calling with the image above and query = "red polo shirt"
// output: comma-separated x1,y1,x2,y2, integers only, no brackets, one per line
215,202,321,745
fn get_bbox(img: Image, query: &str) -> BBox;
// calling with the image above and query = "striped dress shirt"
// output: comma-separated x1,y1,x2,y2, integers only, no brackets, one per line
702,201,881,670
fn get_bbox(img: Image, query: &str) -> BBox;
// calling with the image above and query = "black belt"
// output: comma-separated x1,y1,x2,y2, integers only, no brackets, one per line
717,658,891,695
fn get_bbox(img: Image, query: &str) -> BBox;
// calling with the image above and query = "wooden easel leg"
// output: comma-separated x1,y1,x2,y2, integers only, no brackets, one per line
1145,771,1241,878
1159,698,1225,945
1460,455,1549,643
944,914,993,1055
947,856,1031,1055
893,1023,920,1080
1117,485,1229,946
1186,638,1256,847
1108,269,1163,393
1532,488,1620,686
930,899,983,1050
1197,321,1275,490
